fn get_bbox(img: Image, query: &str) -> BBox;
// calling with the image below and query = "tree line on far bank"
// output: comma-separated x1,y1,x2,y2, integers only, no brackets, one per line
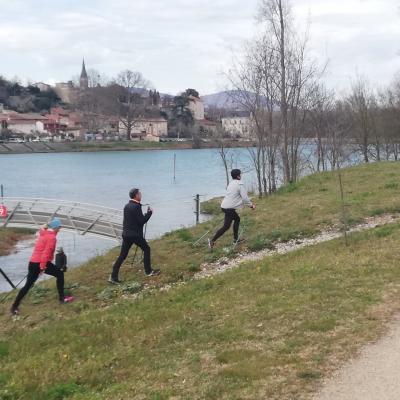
219,0,400,197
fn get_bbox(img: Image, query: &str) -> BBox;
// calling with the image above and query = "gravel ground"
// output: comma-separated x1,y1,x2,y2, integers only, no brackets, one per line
314,315,400,400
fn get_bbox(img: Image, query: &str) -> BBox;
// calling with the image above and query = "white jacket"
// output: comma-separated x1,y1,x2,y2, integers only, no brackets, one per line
221,179,253,210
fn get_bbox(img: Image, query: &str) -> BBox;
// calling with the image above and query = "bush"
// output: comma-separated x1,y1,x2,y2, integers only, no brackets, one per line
176,228,193,242
45,382,85,400
0,341,9,358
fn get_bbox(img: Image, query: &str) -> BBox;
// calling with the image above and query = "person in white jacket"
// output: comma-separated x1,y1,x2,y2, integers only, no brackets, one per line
209,169,255,249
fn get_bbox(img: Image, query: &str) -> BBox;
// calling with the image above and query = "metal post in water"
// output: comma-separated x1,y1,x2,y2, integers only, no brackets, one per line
195,194,200,224
173,153,176,181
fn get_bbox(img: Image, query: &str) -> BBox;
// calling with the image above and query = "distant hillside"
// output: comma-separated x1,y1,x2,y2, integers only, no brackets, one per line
201,90,245,110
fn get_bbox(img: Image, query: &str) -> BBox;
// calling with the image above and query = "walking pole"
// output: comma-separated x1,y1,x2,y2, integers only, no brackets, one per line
0,273,28,304
0,267,16,289
131,221,148,267
192,230,210,247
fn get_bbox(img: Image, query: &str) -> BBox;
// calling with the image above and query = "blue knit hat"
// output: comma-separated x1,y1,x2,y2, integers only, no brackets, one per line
48,218,61,229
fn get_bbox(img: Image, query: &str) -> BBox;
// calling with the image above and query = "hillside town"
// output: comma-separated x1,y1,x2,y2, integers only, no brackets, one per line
0,60,253,144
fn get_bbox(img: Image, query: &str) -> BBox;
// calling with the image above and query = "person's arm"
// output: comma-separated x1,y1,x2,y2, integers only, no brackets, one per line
132,205,152,225
239,182,254,208
40,235,56,271
143,207,153,224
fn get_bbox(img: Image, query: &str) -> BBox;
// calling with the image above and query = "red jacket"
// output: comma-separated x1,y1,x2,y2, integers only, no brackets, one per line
30,229,58,270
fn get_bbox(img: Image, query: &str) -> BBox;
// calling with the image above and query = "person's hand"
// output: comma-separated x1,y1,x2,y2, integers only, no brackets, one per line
251,204,256,210
148,207,154,213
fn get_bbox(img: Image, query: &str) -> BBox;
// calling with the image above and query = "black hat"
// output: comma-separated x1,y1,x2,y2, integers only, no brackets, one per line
231,169,241,179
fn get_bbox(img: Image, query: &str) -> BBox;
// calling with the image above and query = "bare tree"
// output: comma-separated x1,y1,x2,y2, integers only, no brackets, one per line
258,0,323,183
226,33,280,196
213,126,238,186
110,70,149,140
346,75,376,163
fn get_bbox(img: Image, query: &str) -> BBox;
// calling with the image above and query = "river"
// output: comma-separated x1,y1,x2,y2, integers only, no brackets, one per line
0,148,256,292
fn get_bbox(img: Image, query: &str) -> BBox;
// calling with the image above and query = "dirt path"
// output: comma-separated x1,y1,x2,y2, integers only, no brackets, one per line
314,315,400,400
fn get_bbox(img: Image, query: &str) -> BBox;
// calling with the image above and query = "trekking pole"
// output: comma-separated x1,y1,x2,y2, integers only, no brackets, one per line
231,224,246,252
0,267,16,289
0,273,28,304
192,230,210,247
131,221,148,267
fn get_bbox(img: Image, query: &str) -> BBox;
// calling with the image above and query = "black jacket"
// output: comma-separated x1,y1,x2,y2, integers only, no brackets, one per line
122,201,152,238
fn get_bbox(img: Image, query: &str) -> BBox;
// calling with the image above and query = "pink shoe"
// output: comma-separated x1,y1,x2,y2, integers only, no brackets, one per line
60,296,74,304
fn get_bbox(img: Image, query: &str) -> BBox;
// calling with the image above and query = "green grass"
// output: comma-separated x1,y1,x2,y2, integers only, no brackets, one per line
2,162,400,398
2,226,400,399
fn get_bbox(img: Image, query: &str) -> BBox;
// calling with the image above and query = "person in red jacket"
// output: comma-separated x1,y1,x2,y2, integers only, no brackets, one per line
10,218,74,316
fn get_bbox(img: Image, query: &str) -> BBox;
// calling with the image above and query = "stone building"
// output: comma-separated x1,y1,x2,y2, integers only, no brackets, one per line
119,117,168,141
188,95,205,120
221,111,253,139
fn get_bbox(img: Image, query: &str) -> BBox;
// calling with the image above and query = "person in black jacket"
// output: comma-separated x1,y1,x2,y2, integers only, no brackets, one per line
109,188,160,284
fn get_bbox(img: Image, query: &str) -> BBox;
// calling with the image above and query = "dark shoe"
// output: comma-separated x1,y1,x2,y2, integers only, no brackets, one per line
10,305,19,316
146,269,161,277
108,275,122,285
233,238,245,245
208,239,215,250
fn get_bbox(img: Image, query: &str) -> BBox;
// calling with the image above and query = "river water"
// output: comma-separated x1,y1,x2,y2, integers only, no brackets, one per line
0,148,257,292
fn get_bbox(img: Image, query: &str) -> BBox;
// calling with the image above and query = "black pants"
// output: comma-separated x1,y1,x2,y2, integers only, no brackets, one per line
112,236,152,278
212,208,240,243
13,262,65,308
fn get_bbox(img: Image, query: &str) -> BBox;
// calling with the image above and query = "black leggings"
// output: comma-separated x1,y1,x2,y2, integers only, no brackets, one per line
13,262,65,307
112,236,152,278
212,208,240,243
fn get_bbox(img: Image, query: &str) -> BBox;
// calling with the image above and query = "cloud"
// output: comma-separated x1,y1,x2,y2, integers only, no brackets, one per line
0,0,398,94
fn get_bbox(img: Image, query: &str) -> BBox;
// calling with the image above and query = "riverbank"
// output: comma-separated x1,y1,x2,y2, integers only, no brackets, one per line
2,162,400,399
0,139,256,154
0,228,34,257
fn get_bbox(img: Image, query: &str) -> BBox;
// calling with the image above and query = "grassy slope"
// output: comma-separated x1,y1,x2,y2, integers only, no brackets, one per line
0,228,33,257
1,162,400,398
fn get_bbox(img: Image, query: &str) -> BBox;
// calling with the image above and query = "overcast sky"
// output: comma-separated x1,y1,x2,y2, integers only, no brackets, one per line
0,0,399,95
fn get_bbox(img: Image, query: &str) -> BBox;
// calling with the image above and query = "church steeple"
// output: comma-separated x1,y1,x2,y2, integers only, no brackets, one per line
79,58,88,90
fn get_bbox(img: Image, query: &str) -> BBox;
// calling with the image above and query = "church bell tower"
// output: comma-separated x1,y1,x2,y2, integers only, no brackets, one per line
79,59,88,90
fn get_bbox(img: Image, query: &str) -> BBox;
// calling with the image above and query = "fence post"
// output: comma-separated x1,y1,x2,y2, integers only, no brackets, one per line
195,194,200,224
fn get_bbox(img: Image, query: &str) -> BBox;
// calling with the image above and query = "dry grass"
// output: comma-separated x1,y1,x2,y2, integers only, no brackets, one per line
0,228,33,257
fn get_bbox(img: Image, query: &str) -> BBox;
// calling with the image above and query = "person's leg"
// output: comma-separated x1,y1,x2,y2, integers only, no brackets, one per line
133,237,152,274
12,262,40,309
44,262,65,302
211,209,234,243
111,237,134,279
232,211,241,241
